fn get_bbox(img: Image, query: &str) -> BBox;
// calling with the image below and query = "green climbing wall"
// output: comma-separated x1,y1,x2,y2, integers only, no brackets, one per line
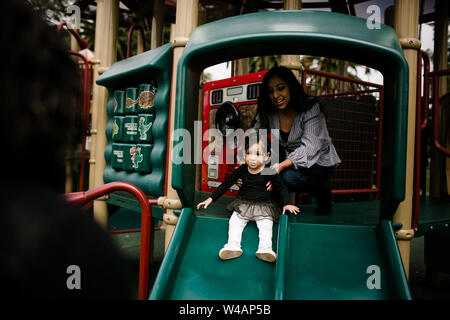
97,43,172,198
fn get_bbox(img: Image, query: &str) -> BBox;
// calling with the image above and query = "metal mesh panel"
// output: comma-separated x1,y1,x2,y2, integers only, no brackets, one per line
302,69,383,199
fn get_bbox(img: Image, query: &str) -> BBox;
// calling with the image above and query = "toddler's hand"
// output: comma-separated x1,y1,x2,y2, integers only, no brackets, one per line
282,204,300,215
197,197,213,209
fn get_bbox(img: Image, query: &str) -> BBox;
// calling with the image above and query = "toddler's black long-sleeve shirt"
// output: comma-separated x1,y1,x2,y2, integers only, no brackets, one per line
210,164,290,207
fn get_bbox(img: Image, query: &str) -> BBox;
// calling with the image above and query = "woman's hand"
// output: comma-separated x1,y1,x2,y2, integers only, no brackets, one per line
271,159,293,174
237,178,272,191
196,197,213,209
238,177,273,191
282,205,300,215
271,163,280,173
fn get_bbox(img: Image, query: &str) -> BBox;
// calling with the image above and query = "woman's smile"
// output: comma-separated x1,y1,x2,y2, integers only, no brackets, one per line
275,97,286,106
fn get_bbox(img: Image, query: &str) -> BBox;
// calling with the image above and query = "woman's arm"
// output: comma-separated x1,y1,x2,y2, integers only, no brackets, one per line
286,103,328,169
272,158,293,173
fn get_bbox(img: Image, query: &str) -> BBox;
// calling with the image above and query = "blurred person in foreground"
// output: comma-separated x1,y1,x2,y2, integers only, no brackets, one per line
0,0,134,299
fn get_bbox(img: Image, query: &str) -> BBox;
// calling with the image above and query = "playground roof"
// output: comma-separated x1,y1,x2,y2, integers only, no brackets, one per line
171,10,409,216
74,0,444,26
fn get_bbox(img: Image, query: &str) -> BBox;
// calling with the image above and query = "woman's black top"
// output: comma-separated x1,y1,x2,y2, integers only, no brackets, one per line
280,130,290,142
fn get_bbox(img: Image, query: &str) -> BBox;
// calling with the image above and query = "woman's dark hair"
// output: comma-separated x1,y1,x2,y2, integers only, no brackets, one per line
256,66,318,129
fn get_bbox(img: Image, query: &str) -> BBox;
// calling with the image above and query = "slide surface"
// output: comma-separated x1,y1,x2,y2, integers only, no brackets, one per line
281,220,410,299
149,208,411,300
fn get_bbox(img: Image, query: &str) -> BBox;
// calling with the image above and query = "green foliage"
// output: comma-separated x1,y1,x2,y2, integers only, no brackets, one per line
248,55,281,72
26,0,72,23
248,54,372,91
27,0,172,61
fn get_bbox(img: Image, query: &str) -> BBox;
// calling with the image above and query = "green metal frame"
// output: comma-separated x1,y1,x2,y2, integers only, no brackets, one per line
171,10,409,220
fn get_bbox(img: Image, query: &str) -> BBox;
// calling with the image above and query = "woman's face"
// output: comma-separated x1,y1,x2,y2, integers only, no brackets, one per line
267,75,291,111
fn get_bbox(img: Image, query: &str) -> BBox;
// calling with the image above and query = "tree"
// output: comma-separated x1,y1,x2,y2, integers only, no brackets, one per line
27,0,72,23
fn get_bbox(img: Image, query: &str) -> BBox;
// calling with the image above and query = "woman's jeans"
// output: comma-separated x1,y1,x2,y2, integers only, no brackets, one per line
277,148,334,213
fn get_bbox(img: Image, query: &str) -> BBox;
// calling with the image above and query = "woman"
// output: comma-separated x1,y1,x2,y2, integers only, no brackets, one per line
253,66,341,214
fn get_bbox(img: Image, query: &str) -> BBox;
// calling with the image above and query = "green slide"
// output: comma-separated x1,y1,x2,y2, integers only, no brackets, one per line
149,209,411,300
277,216,411,299
150,208,277,299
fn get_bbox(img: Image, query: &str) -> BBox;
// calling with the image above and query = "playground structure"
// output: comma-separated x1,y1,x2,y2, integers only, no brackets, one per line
63,0,449,300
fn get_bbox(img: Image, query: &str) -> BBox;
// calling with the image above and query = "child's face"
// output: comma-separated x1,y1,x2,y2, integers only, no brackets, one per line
245,142,267,169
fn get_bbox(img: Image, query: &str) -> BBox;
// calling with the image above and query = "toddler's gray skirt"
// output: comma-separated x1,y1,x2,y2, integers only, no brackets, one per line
226,197,281,222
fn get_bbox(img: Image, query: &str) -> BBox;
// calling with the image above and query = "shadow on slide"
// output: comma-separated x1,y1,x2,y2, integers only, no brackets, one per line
149,208,411,300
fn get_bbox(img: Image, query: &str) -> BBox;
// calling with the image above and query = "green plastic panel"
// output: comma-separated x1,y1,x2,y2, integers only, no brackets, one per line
171,10,409,220
416,197,450,236
97,43,172,197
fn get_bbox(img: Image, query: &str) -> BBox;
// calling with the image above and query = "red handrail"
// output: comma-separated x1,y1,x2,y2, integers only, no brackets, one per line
430,69,450,157
420,50,430,130
412,52,449,231
64,182,158,300
412,50,429,230
303,68,383,89
127,24,147,58
57,22,88,49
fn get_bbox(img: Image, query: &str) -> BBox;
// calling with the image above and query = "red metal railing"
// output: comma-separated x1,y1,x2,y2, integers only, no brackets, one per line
127,24,147,58
56,22,89,49
430,69,450,157
64,181,157,300
419,51,430,131
302,68,383,198
413,50,430,230
412,50,449,231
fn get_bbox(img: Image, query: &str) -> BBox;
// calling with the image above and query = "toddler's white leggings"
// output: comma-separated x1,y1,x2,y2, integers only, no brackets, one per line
227,211,273,251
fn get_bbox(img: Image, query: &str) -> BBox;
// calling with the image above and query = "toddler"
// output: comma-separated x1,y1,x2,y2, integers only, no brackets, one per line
197,135,299,262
